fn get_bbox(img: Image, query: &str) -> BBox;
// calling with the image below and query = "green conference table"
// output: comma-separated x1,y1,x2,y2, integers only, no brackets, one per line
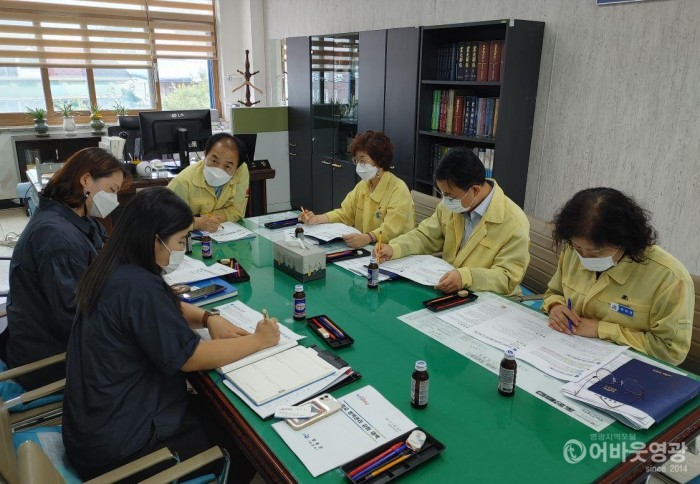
187,220,700,484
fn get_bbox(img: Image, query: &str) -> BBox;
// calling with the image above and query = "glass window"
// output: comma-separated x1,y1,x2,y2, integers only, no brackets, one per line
157,59,212,110
0,67,46,113
48,68,90,111
93,68,154,110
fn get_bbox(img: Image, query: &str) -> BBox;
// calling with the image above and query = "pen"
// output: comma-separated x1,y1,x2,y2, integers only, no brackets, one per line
234,262,241,274
310,318,334,340
353,444,408,480
318,315,344,339
300,206,310,223
348,442,404,477
427,294,455,305
434,298,470,311
261,308,269,319
317,316,343,339
327,249,354,260
364,453,411,480
567,298,573,334
376,230,382,264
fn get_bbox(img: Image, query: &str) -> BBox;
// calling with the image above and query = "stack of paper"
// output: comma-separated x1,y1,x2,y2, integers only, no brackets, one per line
208,222,256,242
334,254,455,286
562,355,700,430
286,223,360,243
163,255,235,285
272,385,416,477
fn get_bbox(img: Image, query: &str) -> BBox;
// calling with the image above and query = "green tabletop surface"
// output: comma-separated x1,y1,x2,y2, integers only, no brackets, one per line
190,219,699,483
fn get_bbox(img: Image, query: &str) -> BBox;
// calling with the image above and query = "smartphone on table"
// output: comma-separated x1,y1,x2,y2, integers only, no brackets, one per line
286,394,342,430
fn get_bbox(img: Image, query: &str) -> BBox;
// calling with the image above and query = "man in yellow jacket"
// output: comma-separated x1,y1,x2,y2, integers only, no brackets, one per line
375,147,530,295
168,133,249,232
544,188,693,366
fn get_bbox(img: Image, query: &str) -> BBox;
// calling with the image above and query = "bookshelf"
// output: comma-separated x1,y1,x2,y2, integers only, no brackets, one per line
414,20,544,207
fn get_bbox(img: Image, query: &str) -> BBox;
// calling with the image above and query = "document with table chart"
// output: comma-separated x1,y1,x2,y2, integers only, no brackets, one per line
208,221,256,242
163,255,235,285
378,255,455,286
246,211,299,226
438,297,628,382
272,385,416,477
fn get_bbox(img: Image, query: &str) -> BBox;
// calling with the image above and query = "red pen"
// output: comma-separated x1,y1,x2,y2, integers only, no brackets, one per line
435,298,470,311
348,442,404,477
310,318,335,340
318,315,344,339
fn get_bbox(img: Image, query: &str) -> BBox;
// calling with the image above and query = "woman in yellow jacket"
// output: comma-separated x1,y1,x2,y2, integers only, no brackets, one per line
544,188,693,366
168,133,249,232
375,147,530,295
300,131,415,248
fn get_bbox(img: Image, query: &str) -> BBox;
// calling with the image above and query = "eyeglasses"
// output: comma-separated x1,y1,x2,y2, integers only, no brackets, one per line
574,368,644,409
351,157,372,165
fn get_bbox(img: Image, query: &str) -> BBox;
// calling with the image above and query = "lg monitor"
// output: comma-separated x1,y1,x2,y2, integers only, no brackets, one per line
139,109,212,170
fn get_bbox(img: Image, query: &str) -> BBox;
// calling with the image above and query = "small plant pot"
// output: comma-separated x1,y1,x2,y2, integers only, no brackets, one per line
33,118,49,137
63,116,77,134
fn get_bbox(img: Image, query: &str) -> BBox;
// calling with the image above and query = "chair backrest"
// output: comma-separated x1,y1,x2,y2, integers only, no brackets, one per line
681,274,700,374
0,404,18,484
522,214,559,295
17,441,64,484
410,190,440,225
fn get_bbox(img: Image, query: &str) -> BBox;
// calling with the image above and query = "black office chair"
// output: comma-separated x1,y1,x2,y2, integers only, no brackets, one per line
107,115,141,161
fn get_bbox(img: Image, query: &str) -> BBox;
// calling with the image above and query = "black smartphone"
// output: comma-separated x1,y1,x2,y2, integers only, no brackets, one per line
180,284,226,302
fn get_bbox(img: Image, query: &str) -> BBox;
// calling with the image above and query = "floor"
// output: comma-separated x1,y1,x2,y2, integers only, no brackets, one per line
0,207,698,483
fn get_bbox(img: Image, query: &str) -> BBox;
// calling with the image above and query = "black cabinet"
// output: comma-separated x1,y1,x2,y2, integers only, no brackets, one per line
311,155,357,214
13,133,101,182
287,36,313,210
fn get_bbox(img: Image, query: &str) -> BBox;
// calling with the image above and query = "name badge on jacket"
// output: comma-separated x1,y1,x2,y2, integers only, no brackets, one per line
610,302,634,317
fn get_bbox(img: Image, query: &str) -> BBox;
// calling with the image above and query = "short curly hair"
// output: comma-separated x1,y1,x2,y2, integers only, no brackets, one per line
551,187,658,263
351,131,393,170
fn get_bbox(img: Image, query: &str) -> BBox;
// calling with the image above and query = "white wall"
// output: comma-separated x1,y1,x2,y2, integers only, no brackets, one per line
262,0,700,274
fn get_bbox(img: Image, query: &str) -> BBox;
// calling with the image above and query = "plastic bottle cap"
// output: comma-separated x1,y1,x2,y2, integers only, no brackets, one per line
295,284,304,292
415,360,427,371
201,231,209,236
369,256,377,263
504,349,516,359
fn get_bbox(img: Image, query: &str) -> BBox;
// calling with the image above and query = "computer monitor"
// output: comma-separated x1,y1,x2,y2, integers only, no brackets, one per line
139,109,212,169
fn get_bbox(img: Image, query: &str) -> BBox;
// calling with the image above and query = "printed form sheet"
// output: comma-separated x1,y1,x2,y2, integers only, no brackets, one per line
208,221,256,242
398,294,615,431
272,385,416,477
334,254,454,286
163,255,235,285
437,297,628,381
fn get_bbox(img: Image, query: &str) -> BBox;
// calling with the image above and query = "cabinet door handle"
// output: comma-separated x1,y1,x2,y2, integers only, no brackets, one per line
331,163,342,168
289,143,297,147
289,152,297,156
320,159,332,165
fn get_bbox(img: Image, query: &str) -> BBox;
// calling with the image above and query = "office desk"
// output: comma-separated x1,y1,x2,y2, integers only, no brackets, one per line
187,222,700,483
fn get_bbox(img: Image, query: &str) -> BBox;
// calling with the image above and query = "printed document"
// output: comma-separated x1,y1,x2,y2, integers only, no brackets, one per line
333,256,393,283
163,255,235,285
208,221,256,242
246,211,299,226
286,223,361,242
273,385,416,477
335,254,454,286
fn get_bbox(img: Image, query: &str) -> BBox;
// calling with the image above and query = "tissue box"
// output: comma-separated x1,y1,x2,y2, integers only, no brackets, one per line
273,239,326,282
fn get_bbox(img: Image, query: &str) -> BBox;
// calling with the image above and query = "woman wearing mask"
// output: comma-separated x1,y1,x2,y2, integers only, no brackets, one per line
300,131,415,248
544,188,694,366
4,147,128,390
63,187,280,481
168,132,249,232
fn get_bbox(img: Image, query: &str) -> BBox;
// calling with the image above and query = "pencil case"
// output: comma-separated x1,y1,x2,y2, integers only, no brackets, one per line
264,218,299,229
306,314,354,348
326,248,371,263
422,291,478,312
217,258,250,283
341,428,445,483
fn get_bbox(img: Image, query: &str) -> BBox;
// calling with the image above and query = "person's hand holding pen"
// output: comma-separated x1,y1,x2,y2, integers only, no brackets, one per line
297,206,327,225
372,241,394,262
548,299,581,335
194,212,220,232
255,309,281,348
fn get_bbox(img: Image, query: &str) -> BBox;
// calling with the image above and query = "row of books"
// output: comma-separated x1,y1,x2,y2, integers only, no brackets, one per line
428,144,495,178
435,40,503,82
430,90,499,138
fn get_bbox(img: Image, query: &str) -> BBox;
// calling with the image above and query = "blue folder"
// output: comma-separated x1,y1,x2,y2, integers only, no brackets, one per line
589,359,700,423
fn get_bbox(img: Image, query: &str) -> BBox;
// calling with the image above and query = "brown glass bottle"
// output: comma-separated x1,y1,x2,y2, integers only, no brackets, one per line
367,256,379,289
293,284,306,320
411,360,429,409
295,223,304,239
201,231,213,259
185,231,193,255
498,349,517,397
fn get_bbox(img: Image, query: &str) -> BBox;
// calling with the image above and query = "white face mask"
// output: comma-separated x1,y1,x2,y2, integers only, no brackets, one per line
159,238,186,274
356,163,379,181
203,165,232,187
87,177,119,218
441,189,475,214
576,248,620,272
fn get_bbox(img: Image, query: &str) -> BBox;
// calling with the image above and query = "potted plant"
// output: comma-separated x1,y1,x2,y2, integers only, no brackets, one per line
26,106,49,137
113,102,128,118
55,101,76,134
89,104,105,135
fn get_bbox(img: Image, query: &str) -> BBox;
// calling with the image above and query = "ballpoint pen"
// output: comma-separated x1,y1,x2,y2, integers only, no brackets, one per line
567,298,573,334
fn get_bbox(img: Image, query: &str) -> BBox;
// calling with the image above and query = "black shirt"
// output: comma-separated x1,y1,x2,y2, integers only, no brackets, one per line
5,196,106,390
62,264,199,473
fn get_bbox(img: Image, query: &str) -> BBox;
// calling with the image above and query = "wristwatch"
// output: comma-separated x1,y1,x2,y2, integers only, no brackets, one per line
202,309,220,328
